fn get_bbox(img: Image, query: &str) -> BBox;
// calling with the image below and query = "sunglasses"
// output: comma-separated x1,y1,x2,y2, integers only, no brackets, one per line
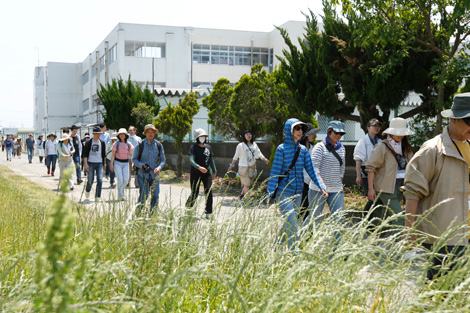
333,131,346,136
293,125,303,131
462,117,470,126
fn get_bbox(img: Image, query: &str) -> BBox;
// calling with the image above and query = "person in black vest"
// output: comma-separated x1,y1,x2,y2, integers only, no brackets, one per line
186,128,217,219
70,125,83,185
83,126,106,201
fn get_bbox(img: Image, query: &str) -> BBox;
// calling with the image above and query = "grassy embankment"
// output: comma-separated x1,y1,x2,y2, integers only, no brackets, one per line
1,165,470,312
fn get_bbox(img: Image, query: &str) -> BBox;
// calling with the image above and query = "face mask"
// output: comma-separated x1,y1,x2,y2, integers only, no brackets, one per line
198,137,205,144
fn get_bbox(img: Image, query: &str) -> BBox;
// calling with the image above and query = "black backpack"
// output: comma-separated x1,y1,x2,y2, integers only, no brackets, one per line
135,140,162,171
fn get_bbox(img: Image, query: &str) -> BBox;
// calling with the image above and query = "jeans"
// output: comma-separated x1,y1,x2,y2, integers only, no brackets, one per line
276,193,302,250
27,147,34,162
46,154,57,173
186,171,213,214
137,173,160,213
106,159,115,185
73,156,81,180
6,147,12,160
305,190,344,224
86,162,103,198
114,161,129,199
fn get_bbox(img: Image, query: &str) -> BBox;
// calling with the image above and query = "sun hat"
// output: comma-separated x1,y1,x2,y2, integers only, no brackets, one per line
92,126,101,134
304,123,321,137
382,117,414,136
193,128,209,139
291,121,308,134
367,118,382,127
327,120,346,134
441,92,470,119
59,133,72,142
143,124,158,134
110,132,118,140
117,128,129,139
84,133,90,139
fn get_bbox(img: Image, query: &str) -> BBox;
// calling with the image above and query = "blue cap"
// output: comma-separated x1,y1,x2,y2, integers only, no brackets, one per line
327,120,346,134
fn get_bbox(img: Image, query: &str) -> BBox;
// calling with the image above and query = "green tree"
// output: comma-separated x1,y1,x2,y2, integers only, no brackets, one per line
131,102,157,137
155,92,200,177
97,76,159,131
278,6,439,132
331,0,470,135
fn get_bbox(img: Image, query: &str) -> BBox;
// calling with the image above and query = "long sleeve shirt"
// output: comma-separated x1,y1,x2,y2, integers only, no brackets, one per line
132,139,166,179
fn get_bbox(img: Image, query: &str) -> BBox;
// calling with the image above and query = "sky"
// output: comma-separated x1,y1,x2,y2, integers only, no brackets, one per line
0,0,324,129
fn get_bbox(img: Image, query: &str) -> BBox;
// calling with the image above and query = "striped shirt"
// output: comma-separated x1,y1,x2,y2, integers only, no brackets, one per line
309,142,346,193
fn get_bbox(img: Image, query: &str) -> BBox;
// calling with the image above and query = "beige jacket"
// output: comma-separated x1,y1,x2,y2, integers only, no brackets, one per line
401,128,469,246
365,141,413,194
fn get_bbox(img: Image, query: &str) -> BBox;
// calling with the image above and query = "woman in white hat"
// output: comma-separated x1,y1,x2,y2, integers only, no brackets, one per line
110,128,134,201
57,133,76,190
105,133,118,188
186,128,217,219
366,117,414,233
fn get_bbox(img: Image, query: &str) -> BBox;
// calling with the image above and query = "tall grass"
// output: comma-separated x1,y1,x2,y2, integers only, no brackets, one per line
1,165,470,312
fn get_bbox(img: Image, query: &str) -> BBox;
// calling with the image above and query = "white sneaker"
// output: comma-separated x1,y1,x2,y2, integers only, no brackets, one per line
205,213,211,219
96,197,101,202
85,191,90,199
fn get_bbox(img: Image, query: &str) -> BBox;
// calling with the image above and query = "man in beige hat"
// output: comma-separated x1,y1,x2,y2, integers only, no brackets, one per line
132,124,166,213
403,92,470,280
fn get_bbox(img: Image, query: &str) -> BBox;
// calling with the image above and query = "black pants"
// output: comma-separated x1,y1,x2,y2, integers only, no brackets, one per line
186,171,213,214
423,243,467,280
299,183,310,221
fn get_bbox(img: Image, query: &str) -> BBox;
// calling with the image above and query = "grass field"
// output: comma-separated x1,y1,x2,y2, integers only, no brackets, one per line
1,165,470,312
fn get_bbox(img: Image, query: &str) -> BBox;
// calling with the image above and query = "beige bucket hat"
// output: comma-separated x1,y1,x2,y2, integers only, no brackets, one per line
382,117,414,136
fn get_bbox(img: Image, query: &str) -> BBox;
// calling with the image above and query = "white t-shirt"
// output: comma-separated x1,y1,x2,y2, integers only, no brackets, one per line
232,142,265,167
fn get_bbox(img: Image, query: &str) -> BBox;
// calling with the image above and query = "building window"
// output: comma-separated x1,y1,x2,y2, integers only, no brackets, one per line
193,44,269,67
82,98,89,112
91,63,96,78
99,56,105,71
109,45,117,64
82,71,89,85
125,41,165,58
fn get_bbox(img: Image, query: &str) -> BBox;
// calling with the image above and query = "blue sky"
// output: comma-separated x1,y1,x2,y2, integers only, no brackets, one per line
0,0,323,128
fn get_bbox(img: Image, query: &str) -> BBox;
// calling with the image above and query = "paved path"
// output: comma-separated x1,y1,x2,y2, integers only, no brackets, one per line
0,154,243,220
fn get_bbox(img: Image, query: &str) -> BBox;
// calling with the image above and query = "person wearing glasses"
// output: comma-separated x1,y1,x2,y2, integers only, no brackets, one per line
267,118,328,250
403,93,470,280
303,121,346,228
366,117,414,234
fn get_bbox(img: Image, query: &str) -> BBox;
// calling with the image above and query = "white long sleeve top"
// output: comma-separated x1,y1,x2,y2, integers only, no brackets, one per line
232,142,265,167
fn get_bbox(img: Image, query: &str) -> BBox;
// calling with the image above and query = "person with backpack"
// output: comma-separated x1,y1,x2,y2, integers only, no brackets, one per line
83,127,107,201
132,124,166,213
57,133,75,190
110,128,134,201
366,117,414,235
303,121,346,229
267,118,327,250
227,130,269,200
186,128,217,219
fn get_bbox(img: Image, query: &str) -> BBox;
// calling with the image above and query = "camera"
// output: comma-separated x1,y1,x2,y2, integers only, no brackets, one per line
141,164,151,173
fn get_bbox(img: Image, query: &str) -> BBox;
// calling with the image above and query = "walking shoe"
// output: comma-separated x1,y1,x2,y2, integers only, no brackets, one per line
70,186,74,191
47,169,50,174
111,182,116,188
77,179,83,185
29,161,32,164
96,197,102,202
51,172,54,177
205,213,211,219
85,191,90,199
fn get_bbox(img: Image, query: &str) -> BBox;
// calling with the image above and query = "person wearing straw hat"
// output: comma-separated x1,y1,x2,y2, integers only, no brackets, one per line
366,117,414,234
106,133,118,188
57,133,76,190
83,126,107,201
110,128,134,201
132,124,166,213
354,118,383,217
186,128,217,219
227,129,269,200
267,118,327,251
403,92,470,280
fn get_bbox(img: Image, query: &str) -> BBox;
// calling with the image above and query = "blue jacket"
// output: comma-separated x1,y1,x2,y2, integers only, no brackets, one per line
267,118,326,198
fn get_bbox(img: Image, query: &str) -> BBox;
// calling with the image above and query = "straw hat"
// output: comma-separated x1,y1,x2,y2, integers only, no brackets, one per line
193,128,208,139
59,133,72,142
117,128,129,139
143,124,158,134
382,118,414,136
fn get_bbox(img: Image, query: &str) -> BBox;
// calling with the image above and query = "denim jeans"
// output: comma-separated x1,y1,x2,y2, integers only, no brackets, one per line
27,147,34,162
73,156,81,180
6,147,12,160
86,162,103,198
106,159,115,185
138,173,160,213
114,161,129,200
46,154,57,173
276,193,302,250
305,190,344,224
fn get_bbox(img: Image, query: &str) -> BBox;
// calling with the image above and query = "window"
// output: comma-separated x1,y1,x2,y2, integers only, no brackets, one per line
99,56,105,71
192,44,269,67
82,98,89,112
109,45,117,64
125,41,165,58
91,63,96,78
82,71,89,85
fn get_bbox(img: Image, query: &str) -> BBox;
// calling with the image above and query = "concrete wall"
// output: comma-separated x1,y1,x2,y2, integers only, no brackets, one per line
161,141,358,186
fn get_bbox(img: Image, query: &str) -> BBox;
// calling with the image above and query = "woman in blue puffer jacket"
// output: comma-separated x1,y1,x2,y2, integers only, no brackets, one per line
267,118,328,250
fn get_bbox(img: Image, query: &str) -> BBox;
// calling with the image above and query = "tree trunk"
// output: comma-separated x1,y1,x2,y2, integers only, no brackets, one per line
176,146,183,177
433,84,445,136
